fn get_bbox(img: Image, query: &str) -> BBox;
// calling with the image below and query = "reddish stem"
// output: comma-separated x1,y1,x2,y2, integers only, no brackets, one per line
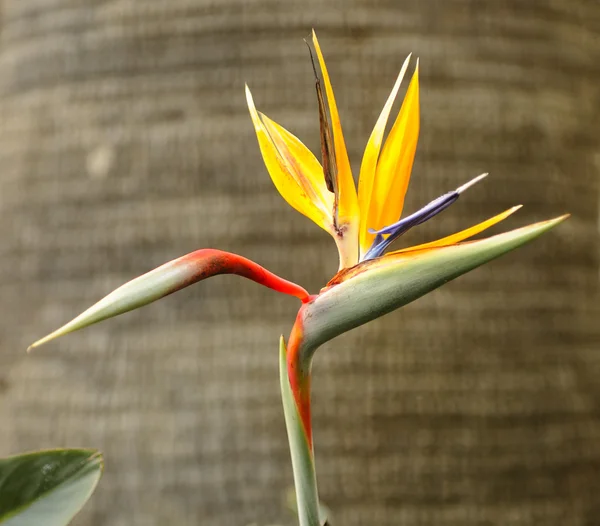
176,249,311,302
286,304,315,448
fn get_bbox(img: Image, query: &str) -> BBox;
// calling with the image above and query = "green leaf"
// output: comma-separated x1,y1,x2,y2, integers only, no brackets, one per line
279,337,321,526
0,449,103,525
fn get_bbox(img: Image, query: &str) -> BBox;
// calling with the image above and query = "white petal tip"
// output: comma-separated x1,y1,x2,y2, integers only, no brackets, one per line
456,172,489,194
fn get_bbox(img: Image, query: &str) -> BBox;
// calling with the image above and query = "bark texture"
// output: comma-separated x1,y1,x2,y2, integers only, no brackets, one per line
0,1,599,525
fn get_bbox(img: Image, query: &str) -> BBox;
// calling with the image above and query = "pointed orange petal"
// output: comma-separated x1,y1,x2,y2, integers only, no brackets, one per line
370,63,420,244
259,113,333,213
311,31,359,226
246,85,331,231
390,205,523,255
358,54,412,256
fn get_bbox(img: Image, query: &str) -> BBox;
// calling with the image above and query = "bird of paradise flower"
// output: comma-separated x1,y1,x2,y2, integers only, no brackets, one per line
29,31,567,526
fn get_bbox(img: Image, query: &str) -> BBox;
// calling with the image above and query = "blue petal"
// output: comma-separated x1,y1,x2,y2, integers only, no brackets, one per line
363,173,490,261
364,191,459,260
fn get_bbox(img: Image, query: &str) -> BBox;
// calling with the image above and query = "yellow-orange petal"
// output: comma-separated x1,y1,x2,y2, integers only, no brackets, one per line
358,54,412,256
246,84,331,231
390,205,523,255
369,63,420,248
311,30,359,228
259,112,333,213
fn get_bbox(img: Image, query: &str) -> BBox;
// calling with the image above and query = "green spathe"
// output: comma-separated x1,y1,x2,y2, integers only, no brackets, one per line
298,216,567,364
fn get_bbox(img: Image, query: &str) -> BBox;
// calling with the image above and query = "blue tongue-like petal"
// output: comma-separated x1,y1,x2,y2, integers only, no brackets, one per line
364,192,458,259
364,173,488,260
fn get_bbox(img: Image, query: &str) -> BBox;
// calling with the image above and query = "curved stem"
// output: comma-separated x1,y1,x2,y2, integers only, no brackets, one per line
279,336,320,526
286,307,314,448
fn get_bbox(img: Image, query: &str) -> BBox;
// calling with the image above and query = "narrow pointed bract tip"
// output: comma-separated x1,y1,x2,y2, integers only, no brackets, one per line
27,331,62,352
456,172,489,194
27,314,90,351
548,213,570,224
27,341,42,352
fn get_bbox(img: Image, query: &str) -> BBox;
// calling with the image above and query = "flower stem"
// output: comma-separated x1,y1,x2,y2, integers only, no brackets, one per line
279,336,321,526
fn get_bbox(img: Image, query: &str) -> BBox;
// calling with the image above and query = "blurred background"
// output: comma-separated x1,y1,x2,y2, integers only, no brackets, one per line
0,1,599,525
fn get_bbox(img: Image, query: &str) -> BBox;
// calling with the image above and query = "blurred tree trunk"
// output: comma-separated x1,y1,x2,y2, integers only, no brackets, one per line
0,1,598,525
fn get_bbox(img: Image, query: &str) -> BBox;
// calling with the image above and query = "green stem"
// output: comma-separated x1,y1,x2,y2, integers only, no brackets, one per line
279,336,321,526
